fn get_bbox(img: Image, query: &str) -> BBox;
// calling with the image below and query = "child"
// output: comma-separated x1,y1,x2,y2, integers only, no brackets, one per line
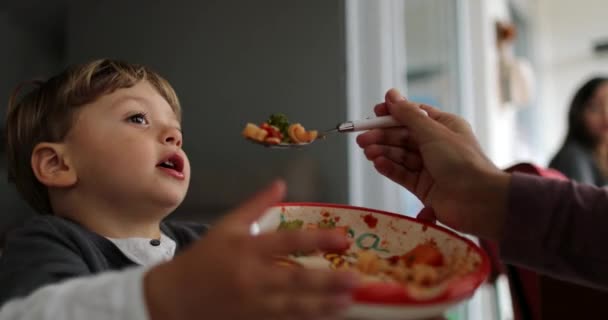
0,59,357,319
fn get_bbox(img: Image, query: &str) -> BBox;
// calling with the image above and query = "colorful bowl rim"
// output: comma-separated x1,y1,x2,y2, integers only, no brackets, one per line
270,202,491,306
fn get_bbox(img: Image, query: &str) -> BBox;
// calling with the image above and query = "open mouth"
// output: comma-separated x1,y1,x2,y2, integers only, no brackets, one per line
157,153,185,174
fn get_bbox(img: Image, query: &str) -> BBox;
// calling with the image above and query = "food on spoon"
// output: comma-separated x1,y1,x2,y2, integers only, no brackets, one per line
242,123,268,142
287,123,318,143
243,113,318,145
268,113,290,139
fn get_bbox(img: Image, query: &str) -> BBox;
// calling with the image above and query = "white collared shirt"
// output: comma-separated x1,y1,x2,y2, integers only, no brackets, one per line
107,233,176,266
0,267,149,320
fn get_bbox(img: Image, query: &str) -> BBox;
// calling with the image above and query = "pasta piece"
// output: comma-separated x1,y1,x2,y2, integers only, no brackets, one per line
410,264,439,286
385,264,411,282
356,250,384,274
288,123,318,143
242,123,268,142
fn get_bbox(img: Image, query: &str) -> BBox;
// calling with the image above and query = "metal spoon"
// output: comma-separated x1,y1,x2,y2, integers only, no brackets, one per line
247,115,401,149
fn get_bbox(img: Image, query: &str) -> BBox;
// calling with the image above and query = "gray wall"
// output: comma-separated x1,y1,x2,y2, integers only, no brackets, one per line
1,0,349,229
0,4,67,240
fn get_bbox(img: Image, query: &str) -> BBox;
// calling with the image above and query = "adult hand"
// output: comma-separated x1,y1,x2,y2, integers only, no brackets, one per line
357,89,511,240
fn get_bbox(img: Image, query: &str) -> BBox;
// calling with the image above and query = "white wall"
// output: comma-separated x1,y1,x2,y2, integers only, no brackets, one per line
535,0,608,164
463,1,516,319
466,0,519,168
345,0,408,214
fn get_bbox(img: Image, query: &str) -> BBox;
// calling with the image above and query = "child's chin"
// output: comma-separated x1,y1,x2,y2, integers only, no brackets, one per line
154,192,186,210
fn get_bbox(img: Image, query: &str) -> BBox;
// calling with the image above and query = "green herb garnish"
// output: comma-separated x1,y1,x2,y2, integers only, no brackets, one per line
277,219,304,231
268,113,291,142
318,220,336,229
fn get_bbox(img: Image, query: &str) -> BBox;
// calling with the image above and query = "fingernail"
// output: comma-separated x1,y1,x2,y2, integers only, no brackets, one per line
387,89,405,103
355,133,364,147
270,179,283,187
271,179,286,192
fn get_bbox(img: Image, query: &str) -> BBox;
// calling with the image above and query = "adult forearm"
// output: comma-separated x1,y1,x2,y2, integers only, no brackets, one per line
468,171,511,241
501,173,608,290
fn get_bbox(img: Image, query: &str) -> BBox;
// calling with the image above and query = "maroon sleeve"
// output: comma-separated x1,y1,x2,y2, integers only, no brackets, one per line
499,172,608,290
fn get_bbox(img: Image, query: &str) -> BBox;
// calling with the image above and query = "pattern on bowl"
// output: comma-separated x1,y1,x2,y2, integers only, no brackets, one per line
254,203,490,319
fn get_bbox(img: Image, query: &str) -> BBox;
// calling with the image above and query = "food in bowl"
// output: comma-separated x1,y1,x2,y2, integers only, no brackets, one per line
254,203,489,319
276,217,475,297
242,113,318,145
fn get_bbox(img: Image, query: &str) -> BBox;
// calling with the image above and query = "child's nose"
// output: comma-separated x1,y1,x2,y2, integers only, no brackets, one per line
162,127,182,147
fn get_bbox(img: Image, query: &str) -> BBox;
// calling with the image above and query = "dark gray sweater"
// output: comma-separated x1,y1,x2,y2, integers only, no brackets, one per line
0,215,207,306
549,140,607,186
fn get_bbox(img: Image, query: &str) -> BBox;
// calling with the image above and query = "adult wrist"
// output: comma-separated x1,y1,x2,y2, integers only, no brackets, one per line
470,170,511,241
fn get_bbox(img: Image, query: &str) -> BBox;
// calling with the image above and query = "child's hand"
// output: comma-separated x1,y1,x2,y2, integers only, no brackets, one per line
145,180,359,320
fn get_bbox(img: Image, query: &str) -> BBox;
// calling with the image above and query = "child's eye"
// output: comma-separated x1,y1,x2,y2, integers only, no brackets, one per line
127,113,148,125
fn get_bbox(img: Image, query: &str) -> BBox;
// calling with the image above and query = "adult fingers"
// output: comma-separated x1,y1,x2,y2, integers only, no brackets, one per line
362,144,423,171
356,127,413,149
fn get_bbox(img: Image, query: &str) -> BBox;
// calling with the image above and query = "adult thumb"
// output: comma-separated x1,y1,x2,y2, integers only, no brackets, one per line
385,89,443,144
385,88,407,104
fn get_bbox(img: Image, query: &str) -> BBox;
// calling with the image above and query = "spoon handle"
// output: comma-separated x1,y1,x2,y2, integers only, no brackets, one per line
337,115,401,132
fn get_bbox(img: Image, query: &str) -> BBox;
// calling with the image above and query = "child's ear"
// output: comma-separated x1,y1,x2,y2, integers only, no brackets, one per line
31,142,77,188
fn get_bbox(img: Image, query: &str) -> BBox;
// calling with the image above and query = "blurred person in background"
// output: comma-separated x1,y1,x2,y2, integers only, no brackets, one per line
550,77,608,186
541,76,608,318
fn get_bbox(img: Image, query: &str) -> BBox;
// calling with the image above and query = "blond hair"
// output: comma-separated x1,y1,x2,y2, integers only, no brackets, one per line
5,59,181,214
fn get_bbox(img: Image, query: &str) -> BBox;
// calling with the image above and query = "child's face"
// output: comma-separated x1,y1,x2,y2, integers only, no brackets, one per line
63,80,190,213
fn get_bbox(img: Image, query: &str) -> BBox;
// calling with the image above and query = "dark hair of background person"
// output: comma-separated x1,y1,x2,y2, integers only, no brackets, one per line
565,77,608,148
